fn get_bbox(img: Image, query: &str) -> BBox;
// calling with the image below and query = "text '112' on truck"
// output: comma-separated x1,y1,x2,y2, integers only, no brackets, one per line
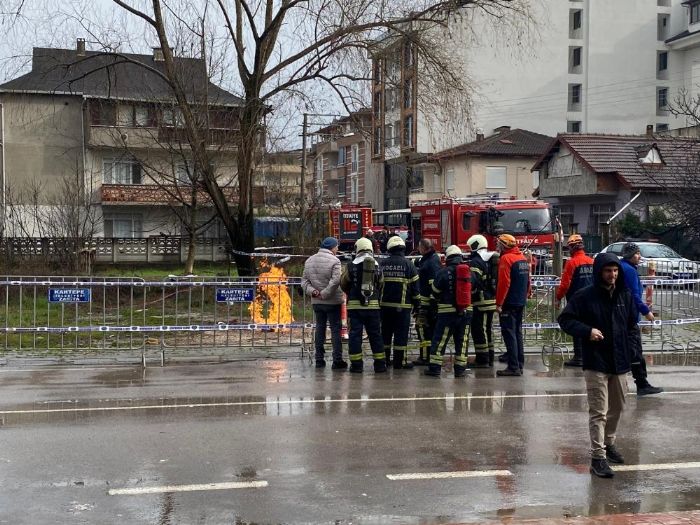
409,194,555,255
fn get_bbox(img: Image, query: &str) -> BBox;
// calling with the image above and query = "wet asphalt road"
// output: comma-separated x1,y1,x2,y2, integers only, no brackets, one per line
1,355,699,524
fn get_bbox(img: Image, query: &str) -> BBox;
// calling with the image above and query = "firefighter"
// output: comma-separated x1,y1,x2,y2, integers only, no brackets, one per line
556,233,594,367
364,228,380,254
379,235,420,369
466,234,498,368
340,237,386,373
495,234,531,377
424,245,473,378
413,238,441,366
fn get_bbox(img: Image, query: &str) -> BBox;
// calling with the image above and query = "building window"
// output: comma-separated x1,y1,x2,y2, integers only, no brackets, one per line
384,124,393,147
351,144,359,173
90,101,117,126
337,146,346,166
373,127,382,156
692,3,700,24
162,106,184,127
567,120,581,133
658,51,668,72
486,166,507,189
657,87,669,109
569,84,581,111
176,162,194,184
403,116,414,147
315,156,323,180
656,123,669,132
557,205,575,234
570,47,582,70
103,213,143,238
373,92,381,116
572,10,582,30
658,14,670,41
394,120,401,146
373,60,381,84
446,168,455,191
403,41,415,67
349,175,359,203
403,78,413,109
103,158,142,184
588,203,615,235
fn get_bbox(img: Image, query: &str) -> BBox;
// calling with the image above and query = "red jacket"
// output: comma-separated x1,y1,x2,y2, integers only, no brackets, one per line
495,247,531,307
556,249,594,301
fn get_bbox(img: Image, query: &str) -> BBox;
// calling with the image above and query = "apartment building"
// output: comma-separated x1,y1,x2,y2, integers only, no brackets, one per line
0,40,253,239
370,0,696,209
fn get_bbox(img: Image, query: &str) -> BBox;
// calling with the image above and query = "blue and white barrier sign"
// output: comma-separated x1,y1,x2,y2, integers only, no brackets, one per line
48,288,91,303
216,287,255,303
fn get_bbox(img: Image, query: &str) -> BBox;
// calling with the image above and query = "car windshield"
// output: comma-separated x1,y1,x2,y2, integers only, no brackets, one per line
498,208,552,234
639,244,682,258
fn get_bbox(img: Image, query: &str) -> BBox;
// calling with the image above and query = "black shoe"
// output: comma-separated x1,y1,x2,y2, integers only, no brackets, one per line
374,361,387,373
498,352,508,363
605,444,625,464
331,360,348,370
637,385,663,396
349,364,363,374
496,368,521,377
467,361,490,369
564,358,583,367
394,362,414,370
454,368,467,378
590,458,614,478
423,368,441,377
315,359,326,368
412,357,430,366
488,350,495,366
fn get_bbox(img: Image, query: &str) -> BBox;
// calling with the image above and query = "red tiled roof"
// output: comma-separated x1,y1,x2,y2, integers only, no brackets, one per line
433,129,554,159
532,133,700,189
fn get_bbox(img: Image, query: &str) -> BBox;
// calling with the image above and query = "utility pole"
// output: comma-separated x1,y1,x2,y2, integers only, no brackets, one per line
299,112,308,219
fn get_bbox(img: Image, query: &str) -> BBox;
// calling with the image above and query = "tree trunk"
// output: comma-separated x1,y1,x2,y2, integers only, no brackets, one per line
184,231,197,275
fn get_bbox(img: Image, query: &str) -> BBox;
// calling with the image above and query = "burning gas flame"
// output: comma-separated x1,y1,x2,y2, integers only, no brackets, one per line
249,259,294,329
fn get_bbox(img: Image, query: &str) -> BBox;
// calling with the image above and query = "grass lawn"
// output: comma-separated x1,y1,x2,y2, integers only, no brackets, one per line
93,262,237,278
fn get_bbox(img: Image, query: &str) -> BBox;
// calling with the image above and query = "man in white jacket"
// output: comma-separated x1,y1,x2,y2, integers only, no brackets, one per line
302,237,346,369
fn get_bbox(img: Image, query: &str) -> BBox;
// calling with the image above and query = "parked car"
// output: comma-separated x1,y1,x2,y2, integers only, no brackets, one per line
599,242,699,279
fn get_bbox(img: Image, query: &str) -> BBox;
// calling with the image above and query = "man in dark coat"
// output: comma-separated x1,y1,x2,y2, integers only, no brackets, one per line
558,253,641,479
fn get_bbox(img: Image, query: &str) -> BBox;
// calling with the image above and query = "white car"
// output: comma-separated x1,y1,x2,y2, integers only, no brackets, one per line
599,242,698,279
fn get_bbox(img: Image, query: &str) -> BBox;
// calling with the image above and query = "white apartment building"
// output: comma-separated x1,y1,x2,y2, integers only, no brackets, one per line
370,0,700,208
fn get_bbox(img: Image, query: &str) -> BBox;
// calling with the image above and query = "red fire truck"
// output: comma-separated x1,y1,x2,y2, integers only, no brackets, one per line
410,195,555,255
328,204,374,251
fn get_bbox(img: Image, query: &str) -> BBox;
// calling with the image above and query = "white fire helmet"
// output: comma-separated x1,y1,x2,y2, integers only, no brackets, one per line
387,236,406,250
355,237,373,253
467,234,488,252
445,245,462,258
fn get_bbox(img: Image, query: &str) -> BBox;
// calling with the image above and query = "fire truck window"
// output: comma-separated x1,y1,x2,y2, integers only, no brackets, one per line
462,213,471,231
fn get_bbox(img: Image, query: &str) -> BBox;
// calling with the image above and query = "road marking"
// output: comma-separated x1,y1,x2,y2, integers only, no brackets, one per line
2,390,700,416
0,367,133,373
387,470,512,480
108,480,267,496
613,462,700,472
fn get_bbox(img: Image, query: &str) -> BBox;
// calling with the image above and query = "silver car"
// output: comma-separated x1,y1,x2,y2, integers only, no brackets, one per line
599,242,698,279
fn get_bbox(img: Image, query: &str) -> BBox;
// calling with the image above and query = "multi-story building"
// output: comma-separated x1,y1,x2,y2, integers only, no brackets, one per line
306,110,382,209
370,0,697,209
0,39,253,239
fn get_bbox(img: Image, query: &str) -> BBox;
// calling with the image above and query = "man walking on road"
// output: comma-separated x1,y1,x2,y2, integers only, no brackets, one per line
556,234,594,367
302,237,346,369
558,253,641,478
620,242,663,396
495,234,530,377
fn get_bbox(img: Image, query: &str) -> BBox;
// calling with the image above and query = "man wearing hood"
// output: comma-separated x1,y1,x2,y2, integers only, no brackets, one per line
340,237,386,373
495,234,531,377
558,253,641,478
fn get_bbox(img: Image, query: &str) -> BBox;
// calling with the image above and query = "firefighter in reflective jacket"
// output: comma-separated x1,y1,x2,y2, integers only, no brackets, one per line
380,235,420,369
466,234,498,368
556,233,594,367
414,238,441,366
424,245,473,378
340,237,386,373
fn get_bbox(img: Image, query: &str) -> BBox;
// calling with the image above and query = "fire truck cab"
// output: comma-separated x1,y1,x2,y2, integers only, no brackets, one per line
410,195,555,255
328,205,374,251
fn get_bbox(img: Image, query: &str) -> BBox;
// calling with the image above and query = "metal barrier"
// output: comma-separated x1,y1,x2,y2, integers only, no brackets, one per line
1,271,700,365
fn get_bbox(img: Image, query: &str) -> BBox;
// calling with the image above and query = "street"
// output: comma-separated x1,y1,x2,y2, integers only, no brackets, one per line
1,355,700,524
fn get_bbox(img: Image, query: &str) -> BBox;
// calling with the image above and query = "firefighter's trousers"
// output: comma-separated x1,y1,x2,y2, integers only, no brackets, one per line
348,309,385,370
414,308,436,362
428,311,472,374
471,305,495,365
381,307,411,367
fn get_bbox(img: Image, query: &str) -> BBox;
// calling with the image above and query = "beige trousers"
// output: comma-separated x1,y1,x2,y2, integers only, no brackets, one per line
584,370,628,459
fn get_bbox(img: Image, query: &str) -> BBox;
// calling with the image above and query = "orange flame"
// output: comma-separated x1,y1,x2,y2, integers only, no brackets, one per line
249,259,294,329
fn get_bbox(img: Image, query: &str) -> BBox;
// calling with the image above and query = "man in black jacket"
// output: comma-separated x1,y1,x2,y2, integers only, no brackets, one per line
558,253,641,479
414,238,441,366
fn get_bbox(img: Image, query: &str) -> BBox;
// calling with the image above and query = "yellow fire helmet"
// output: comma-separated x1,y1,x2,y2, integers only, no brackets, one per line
567,233,583,246
497,234,517,249
387,235,406,250
445,245,462,258
355,237,373,253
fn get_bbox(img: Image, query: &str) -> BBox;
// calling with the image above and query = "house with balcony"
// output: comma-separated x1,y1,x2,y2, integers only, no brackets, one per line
306,110,383,210
533,132,700,246
0,39,251,242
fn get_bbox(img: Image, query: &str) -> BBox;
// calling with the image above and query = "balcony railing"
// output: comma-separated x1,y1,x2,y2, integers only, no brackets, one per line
100,184,264,206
